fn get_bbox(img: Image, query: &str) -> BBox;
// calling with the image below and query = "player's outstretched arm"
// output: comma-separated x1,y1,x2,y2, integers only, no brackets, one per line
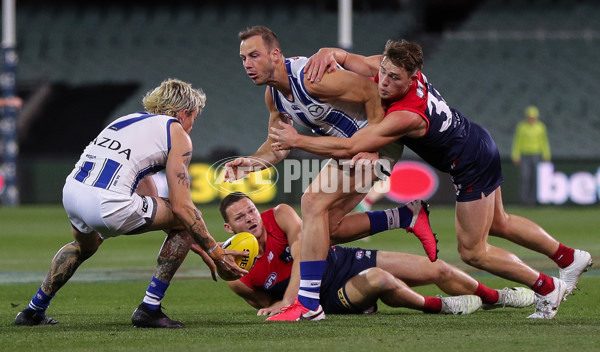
251,88,292,164
305,47,382,82
270,110,422,160
224,88,290,182
306,68,384,125
166,122,247,280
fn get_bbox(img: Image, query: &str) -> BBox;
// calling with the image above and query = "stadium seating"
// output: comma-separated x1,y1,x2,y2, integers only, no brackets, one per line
14,3,411,158
11,0,600,159
424,0,600,158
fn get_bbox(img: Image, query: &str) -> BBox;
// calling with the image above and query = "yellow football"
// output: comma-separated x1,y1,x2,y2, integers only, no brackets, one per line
222,232,259,271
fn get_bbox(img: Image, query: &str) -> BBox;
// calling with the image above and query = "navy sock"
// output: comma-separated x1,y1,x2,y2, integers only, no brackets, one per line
298,260,326,310
142,276,169,310
398,206,412,228
366,206,412,235
28,287,54,315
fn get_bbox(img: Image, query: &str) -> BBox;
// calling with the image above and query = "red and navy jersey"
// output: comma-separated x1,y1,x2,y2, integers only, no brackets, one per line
238,208,380,313
381,71,474,175
239,208,294,301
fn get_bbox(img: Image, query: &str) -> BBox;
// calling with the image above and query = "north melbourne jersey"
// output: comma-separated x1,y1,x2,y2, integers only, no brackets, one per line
69,112,179,195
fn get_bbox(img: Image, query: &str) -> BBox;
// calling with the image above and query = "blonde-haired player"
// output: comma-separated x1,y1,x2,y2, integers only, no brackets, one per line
14,79,247,328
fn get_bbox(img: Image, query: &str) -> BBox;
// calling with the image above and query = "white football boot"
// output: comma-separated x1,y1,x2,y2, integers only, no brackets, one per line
527,277,567,319
483,287,535,310
559,249,592,296
439,295,482,315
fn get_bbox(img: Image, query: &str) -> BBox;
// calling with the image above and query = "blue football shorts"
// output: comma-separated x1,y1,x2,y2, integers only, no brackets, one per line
320,246,378,314
451,123,504,202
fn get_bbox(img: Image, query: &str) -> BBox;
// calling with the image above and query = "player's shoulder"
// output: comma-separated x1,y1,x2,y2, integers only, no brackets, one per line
119,111,173,119
108,111,144,124
286,56,309,71
166,118,190,147
271,204,300,232
284,56,309,80
105,112,177,133
272,203,295,217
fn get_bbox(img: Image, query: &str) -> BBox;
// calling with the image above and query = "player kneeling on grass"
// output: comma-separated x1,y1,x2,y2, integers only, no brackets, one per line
201,192,535,321
14,79,247,328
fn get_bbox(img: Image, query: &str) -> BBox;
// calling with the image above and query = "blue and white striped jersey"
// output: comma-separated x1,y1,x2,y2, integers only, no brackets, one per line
271,57,368,138
68,112,179,195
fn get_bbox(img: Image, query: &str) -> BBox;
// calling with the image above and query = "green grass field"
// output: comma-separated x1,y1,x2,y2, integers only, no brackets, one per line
1,205,599,352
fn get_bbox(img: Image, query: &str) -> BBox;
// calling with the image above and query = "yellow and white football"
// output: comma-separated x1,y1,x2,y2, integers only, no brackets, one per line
222,232,259,271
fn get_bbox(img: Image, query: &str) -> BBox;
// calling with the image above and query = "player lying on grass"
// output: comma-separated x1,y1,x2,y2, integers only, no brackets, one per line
198,192,535,320
270,40,593,319
14,79,247,328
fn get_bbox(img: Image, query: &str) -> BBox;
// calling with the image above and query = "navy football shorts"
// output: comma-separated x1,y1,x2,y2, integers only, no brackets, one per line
320,246,378,314
451,123,504,202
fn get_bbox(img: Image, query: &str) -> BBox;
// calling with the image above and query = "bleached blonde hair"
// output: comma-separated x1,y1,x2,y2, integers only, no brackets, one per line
142,78,206,117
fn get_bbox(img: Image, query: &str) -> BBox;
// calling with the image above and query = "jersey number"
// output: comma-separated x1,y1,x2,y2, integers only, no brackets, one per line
426,86,452,132
74,159,122,190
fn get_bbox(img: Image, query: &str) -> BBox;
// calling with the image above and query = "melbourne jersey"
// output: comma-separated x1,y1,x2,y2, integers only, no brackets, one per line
271,57,368,138
239,209,380,313
239,208,294,300
68,112,179,195
382,72,474,174
382,72,503,200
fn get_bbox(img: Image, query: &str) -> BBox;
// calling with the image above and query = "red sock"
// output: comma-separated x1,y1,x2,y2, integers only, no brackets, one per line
474,281,500,304
530,272,555,296
423,296,443,313
550,243,575,269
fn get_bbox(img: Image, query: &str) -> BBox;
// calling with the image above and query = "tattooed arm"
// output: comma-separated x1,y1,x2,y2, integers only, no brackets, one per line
165,123,210,246
165,122,247,280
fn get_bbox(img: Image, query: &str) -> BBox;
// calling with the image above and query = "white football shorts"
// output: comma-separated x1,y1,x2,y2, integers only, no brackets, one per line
62,177,157,239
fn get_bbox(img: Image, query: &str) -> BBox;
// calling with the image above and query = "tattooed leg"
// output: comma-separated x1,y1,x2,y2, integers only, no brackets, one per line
40,233,102,295
154,231,193,282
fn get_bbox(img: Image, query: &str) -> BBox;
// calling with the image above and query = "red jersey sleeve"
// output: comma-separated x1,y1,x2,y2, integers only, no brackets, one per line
239,208,294,298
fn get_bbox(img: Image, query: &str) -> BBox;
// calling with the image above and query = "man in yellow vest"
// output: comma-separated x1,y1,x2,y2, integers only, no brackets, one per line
511,106,551,206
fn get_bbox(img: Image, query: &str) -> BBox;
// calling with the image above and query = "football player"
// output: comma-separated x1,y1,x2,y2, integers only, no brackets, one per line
208,192,536,320
270,40,593,319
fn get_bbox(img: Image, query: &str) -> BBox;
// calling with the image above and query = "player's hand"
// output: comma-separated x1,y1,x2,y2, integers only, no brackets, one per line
347,151,380,168
269,121,298,151
349,152,391,180
305,48,338,83
224,157,253,182
257,306,278,316
257,299,293,316
190,243,218,281
214,248,249,281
